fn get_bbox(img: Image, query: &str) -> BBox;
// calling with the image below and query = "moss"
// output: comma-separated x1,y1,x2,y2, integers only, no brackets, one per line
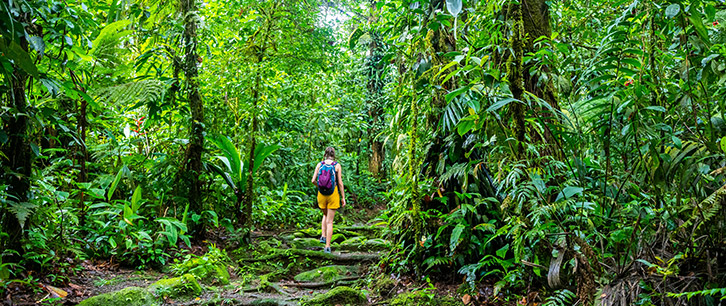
293,265,357,283
250,298,287,306
179,258,230,285
340,236,365,245
389,291,465,306
172,246,231,285
302,286,366,306
77,287,158,306
148,274,202,299
291,237,324,249
371,276,396,298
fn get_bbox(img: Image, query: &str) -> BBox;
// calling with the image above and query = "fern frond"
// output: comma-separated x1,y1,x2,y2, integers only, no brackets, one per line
543,289,576,306
91,20,133,66
94,79,169,107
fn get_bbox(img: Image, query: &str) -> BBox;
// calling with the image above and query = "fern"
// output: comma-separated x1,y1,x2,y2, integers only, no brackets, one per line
94,79,169,107
667,288,726,301
91,20,133,66
543,289,576,306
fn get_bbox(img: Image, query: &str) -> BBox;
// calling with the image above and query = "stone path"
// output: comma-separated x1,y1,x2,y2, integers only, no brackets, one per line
76,224,388,306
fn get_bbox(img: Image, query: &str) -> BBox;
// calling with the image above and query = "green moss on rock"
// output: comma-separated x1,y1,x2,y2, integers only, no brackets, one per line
302,286,366,306
149,274,202,299
390,291,465,306
340,236,365,245
294,265,357,283
77,287,158,306
371,276,396,298
291,237,323,249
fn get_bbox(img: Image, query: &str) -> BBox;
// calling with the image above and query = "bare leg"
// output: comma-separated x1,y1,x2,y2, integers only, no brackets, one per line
324,209,336,249
320,209,328,239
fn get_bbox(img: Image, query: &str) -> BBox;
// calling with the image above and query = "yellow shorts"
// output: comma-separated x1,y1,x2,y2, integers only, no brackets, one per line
317,186,340,210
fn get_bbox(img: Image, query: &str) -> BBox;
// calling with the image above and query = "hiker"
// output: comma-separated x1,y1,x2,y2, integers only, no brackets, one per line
311,146,346,253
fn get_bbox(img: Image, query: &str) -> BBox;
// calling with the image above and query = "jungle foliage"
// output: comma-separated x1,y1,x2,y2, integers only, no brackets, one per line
1,0,726,305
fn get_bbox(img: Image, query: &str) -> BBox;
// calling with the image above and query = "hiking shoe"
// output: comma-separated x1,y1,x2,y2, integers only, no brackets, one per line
320,236,326,244
324,247,331,254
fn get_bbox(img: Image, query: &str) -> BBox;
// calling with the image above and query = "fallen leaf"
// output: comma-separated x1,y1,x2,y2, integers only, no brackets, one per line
41,284,68,298
462,294,471,304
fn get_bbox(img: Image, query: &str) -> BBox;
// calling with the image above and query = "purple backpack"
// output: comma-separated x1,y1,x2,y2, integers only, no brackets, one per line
317,161,337,195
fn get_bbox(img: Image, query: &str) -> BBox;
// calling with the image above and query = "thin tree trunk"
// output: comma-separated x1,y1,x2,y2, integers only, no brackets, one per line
181,0,205,237
242,8,274,232
366,33,385,177
1,33,32,261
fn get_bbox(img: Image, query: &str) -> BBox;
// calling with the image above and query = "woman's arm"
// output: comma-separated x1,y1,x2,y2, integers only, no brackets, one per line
311,163,321,185
336,164,346,207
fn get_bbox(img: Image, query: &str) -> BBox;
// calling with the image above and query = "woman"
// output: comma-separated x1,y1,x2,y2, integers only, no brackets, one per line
311,147,346,253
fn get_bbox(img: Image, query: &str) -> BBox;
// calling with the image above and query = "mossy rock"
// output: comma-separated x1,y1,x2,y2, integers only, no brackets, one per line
302,286,366,306
371,276,396,298
340,236,365,245
148,274,202,299
298,228,366,239
363,238,389,250
294,265,357,283
389,291,465,306
77,286,158,306
291,237,323,249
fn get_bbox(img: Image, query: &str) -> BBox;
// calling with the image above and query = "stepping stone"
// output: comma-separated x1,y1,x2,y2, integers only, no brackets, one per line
293,265,358,283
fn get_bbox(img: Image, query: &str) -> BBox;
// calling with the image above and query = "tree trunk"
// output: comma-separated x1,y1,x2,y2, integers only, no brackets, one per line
181,0,205,237
1,34,32,261
366,31,385,177
242,9,274,232
509,0,562,158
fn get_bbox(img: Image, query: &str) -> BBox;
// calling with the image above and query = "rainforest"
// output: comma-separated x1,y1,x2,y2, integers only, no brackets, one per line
1,0,726,305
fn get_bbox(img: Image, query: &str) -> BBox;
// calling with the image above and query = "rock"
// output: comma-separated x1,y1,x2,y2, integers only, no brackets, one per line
291,237,324,249
148,274,202,299
340,236,365,245
77,287,158,306
294,265,357,283
371,276,396,298
302,286,366,306
389,291,465,306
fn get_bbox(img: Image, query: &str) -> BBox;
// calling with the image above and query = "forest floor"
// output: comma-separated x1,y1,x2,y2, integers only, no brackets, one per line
5,205,487,305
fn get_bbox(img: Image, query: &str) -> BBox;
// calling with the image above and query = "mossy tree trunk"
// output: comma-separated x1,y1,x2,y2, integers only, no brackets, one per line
365,0,386,178
180,0,205,237
0,26,32,261
366,31,385,178
508,0,562,158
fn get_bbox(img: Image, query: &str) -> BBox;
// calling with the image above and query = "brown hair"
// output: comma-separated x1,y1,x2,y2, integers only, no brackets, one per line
324,147,336,161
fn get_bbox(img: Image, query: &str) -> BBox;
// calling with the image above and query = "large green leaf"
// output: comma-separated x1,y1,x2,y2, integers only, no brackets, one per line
688,5,711,47
107,167,124,201
208,135,243,183
253,144,281,173
665,4,680,19
0,38,40,78
131,186,143,212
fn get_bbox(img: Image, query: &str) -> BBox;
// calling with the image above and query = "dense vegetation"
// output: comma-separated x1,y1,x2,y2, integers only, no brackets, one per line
1,0,726,305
